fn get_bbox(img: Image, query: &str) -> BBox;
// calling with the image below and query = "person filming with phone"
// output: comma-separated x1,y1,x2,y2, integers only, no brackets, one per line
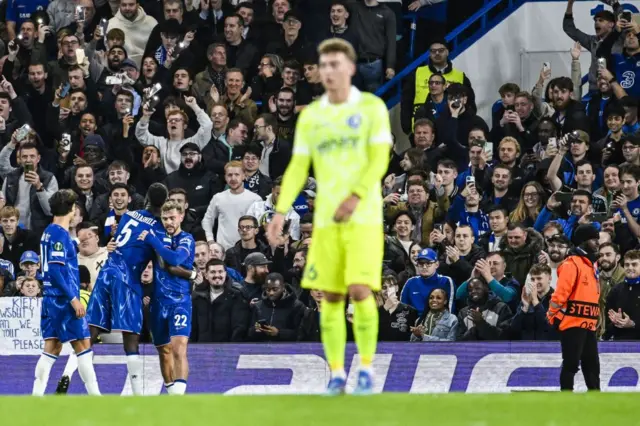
535,189,601,239
1,142,59,235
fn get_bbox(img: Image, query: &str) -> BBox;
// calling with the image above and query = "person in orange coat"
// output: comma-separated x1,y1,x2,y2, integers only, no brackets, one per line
547,224,601,391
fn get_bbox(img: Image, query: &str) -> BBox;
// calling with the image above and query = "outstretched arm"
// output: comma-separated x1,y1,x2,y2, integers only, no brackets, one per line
140,231,190,266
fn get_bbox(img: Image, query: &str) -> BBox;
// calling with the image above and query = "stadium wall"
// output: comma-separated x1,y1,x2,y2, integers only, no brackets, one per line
2,342,640,394
453,0,640,122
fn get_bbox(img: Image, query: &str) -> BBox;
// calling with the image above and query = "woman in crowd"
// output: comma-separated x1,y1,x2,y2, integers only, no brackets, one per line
410,288,458,342
510,182,545,228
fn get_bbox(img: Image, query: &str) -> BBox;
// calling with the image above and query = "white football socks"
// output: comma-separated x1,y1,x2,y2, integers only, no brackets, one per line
32,353,57,396
126,353,144,395
62,352,78,378
77,349,101,396
172,379,187,395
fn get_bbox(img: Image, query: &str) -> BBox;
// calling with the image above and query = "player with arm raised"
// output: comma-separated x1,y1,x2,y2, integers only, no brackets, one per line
266,38,392,396
84,183,170,396
33,189,101,396
138,201,195,395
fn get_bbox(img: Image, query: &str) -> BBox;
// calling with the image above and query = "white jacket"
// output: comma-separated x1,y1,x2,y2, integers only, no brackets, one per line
135,106,213,174
107,7,158,67
246,194,301,240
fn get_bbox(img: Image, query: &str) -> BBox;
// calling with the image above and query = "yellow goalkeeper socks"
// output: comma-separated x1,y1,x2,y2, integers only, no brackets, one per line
353,295,379,369
320,299,347,376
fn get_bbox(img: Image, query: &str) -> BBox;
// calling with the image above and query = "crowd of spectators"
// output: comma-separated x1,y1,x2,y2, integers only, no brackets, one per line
0,0,639,344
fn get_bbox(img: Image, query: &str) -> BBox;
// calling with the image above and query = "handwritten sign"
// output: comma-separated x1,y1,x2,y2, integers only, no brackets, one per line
0,297,44,354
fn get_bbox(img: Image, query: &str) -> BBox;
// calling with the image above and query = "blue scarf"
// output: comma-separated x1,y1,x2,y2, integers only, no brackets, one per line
104,209,118,239
625,277,640,285
154,46,168,66
461,209,490,238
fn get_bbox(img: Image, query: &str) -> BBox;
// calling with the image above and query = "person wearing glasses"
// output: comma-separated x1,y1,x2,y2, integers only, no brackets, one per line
224,215,271,272
163,142,223,218
136,95,213,174
413,73,447,124
252,113,291,180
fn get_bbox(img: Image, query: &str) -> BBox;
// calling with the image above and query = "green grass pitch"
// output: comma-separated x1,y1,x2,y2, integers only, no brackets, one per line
0,393,635,426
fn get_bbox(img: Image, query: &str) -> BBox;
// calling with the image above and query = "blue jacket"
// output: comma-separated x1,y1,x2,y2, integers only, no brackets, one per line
400,273,455,316
533,207,601,239
446,194,490,238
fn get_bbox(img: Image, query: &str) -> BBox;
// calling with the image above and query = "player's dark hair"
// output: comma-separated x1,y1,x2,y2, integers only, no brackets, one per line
486,205,509,218
266,272,284,285
575,159,593,172
49,189,78,217
115,89,134,103
277,86,296,99
76,221,99,236
146,183,168,209
243,142,263,158
437,158,457,171
110,182,130,196
238,215,259,228
621,164,640,182
259,113,278,131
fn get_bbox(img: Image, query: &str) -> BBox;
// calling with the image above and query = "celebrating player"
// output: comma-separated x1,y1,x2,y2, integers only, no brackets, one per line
33,189,101,396
266,38,392,395
144,201,195,395
83,183,170,395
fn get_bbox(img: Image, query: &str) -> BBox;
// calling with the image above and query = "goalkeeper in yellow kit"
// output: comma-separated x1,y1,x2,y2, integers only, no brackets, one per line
266,38,392,396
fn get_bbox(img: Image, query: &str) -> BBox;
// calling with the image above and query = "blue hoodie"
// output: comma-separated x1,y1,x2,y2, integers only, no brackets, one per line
534,207,601,239
447,194,490,238
400,273,456,316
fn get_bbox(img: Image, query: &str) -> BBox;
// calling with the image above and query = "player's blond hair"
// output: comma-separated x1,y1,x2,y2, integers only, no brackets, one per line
161,200,185,215
317,38,357,63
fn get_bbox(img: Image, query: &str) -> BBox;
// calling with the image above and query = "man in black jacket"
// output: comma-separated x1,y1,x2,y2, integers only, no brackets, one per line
435,84,489,171
164,142,223,218
247,272,306,342
0,205,40,272
226,215,271,272
253,113,292,180
191,259,248,342
551,77,589,135
510,263,558,341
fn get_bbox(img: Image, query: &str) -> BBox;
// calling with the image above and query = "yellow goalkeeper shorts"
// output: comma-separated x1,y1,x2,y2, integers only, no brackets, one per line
301,222,383,295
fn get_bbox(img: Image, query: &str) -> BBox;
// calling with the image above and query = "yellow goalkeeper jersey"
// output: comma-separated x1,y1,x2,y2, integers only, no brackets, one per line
276,86,392,228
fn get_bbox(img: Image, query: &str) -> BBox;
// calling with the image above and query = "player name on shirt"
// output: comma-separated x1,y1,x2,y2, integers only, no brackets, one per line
128,210,158,226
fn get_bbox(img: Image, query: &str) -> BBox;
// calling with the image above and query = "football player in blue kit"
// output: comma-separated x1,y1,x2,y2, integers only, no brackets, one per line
33,189,101,396
140,201,195,395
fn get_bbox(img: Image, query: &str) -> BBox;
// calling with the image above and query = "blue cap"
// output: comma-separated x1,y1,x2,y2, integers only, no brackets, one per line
20,250,39,264
416,248,438,262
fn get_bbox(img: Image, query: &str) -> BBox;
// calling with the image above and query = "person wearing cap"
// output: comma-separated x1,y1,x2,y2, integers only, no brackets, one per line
563,0,621,93
401,38,473,134
163,142,223,216
246,176,300,240
265,10,311,63
400,248,455,316
237,252,272,304
547,223,601,391
19,250,40,278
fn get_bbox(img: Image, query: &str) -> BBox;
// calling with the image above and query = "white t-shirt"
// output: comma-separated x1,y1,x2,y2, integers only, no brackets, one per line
202,189,262,250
